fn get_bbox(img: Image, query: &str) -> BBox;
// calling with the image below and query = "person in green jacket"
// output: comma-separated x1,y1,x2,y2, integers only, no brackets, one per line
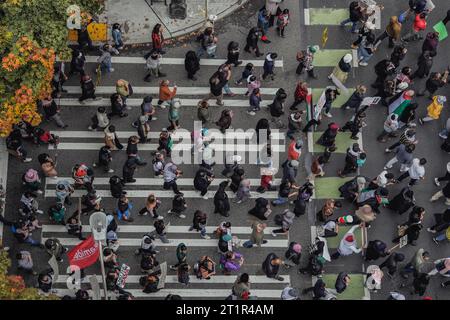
170,243,187,270
48,203,66,225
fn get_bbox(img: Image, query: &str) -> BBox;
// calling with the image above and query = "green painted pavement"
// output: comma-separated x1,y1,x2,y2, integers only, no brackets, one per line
314,49,351,67
311,88,355,108
325,225,363,249
313,131,357,153
321,274,366,300
309,8,348,25
314,176,353,199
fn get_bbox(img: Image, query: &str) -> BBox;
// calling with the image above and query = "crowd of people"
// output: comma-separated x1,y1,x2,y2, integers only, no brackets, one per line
1,0,450,301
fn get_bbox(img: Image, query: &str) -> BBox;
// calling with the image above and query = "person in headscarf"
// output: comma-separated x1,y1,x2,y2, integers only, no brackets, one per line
375,16,402,48
214,181,231,217
328,53,353,88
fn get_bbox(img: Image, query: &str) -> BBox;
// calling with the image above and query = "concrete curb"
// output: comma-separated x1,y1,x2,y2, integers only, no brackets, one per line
0,139,8,244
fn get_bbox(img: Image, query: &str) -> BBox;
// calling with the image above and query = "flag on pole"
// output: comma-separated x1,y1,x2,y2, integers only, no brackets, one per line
433,21,448,41
67,235,100,271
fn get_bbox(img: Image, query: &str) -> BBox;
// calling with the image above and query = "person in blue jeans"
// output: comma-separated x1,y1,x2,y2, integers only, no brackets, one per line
112,23,124,50
12,224,41,246
271,181,299,206
432,226,450,244
117,194,134,222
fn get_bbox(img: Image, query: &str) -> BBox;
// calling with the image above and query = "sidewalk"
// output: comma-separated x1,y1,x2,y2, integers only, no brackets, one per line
105,0,249,44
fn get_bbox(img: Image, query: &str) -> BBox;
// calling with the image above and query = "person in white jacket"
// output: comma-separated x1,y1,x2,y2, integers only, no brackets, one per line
397,157,426,186
331,224,362,260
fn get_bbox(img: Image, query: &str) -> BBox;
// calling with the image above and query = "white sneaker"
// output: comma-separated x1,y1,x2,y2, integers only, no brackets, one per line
271,231,277,237
323,112,332,118
201,235,211,240
88,126,94,131
178,214,186,219
385,148,391,153
202,195,209,200
151,117,158,121
36,210,44,215
140,211,148,216
107,169,114,173
92,163,97,167
359,62,368,66
110,68,115,72
126,106,132,110
427,227,436,234
93,97,102,101
434,178,441,187
247,111,256,116
23,158,32,163
36,190,43,195
439,132,447,139
158,104,166,109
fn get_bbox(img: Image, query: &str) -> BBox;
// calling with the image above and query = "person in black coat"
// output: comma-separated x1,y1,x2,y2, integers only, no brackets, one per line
269,88,286,128
214,181,230,217
379,252,405,277
387,187,415,215
244,27,263,57
293,182,314,217
226,41,242,67
69,49,86,76
317,122,339,150
193,167,214,198
421,32,439,56
168,193,187,218
255,118,271,145
122,157,138,183
79,74,97,103
184,51,200,81
109,93,127,117
216,109,232,133
94,145,113,173
340,85,366,112
262,253,284,281
428,208,450,233
335,272,351,294
390,45,407,69
230,167,245,193
411,50,433,79
412,273,430,296
392,222,423,245
365,240,389,261
371,59,396,90
248,197,271,220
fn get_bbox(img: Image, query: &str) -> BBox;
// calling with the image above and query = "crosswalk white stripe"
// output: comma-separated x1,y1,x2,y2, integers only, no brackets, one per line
53,288,283,298
45,177,282,187
304,8,310,25
55,274,290,284
44,190,280,199
51,130,285,139
41,237,288,247
49,142,286,152
59,98,271,107
59,56,284,68
64,86,279,95
42,224,281,235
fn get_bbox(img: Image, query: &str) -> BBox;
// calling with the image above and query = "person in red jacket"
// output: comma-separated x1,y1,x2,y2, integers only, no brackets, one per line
144,24,165,59
290,80,309,111
402,13,427,42
288,139,303,161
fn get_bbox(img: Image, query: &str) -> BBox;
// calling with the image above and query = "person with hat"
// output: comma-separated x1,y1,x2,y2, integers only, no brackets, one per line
144,50,166,82
338,143,362,177
375,16,402,49
316,122,339,150
22,169,42,195
328,53,353,88
355,204,376,227
419,95,447,125
317,199,342,223
331,224,362,260
55,180,75,206
284,241,302,266
214,181,231,217
296,45,319,78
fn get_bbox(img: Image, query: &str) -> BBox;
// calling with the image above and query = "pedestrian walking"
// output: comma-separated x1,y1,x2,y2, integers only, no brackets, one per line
16,251,37,275
41,93,67,128
216,109,233,133
79,74,100,104
402,12,427,42
157,80,177,109
412,51,434,79
317,199,342,223
244,27,263,57
154,216,170,243
214,181,230,217
375,16,402,49
396,158,426,186
316,122,339,150
421,31,439,56
328,53,352,88
271,209,295,236
247,88,262,116
243,221,268,248
97,44,119,73
122,157,138,183
245,75,261,96
226,41,242,66
170,243,188,270
158,128,173,157
194,167,214,199
262,253,285,281
109,93,127,117
88,106,110,131
167,193,187,219
184,50,200,80
163,162,183,195
144,51,166,82
138,194,160,218
269,88,286,128
189,210,210,240
116,193,133,222
417,71,449,99
248,197,272,221
340,1,365,33
341,85,366,111
197,27,218,58
104,125,123,151
290,80,309,111
400,248,430,279
93,145,113,173
257,8,271,44
150,23,166,55
276,9,290,37
387,187,415,215
111,23,124,50
69,49,86,76
384,143,415,172
296,45,318,78
331,224,362,260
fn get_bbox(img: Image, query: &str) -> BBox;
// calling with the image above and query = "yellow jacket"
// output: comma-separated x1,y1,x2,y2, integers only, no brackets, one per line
427,96,444,120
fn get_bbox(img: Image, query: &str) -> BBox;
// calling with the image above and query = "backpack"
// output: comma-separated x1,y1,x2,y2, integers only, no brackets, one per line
296,50,307,63
274,214,283,226
309,255,324,276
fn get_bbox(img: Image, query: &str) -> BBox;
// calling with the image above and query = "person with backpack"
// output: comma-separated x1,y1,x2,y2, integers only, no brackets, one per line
22,169,42,195
138,194,160,218
271,209,295,237
195,256,216,280
276,8,290,37
109,175,124,199
158,128,173,157
122,157,138,184
232,273,251,300
97,44,119,73
48,203,66,225
44,238,68,263
135,233,157,257
262,253,284,281
189,210,210,240
93,145,113,173
126,135,147,166
292,181,314,217
163,162,183,195
89,106,110,131
152,153,165,177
